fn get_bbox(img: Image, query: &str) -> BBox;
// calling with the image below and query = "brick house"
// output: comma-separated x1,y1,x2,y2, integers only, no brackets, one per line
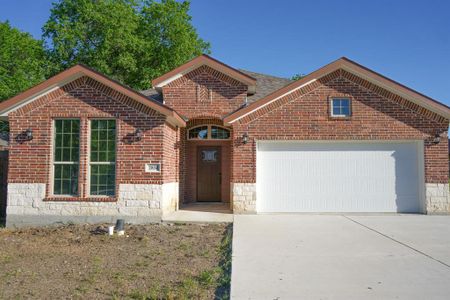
0,55,449,226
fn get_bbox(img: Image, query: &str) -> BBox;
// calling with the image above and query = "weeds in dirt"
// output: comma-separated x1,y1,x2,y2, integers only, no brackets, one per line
0,253,12,263
0,223,230,299
214,224,233,299
123,224,233,300
74,256,104,296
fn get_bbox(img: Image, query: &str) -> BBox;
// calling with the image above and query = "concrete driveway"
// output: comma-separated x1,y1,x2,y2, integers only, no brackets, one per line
231,215,450,300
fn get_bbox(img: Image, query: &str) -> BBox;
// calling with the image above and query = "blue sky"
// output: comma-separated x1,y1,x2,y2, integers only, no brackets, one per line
1,0,449,105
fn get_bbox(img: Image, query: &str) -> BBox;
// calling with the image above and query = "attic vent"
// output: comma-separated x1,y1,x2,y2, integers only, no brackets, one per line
196,84,212,103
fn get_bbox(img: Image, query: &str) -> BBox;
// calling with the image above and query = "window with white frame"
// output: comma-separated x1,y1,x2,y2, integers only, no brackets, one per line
53,119,80,196
187,125,230,140
331,98,351,117
90,119,116,196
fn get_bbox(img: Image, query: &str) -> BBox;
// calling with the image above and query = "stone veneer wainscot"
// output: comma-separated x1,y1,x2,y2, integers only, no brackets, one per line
6,183,178,226
232,183,256,213
425,183,450,214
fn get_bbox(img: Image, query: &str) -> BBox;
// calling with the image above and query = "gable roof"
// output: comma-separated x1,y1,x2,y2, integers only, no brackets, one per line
141,69,292,105
151,54,257,93
224,57,450,124
0,64,186,127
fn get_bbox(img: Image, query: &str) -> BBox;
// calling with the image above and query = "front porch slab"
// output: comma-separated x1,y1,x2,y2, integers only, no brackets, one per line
162,203,233,223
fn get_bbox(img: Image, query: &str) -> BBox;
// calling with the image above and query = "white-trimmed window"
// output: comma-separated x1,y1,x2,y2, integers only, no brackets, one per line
331,98,351,117
90,119,116,196
188,125,230,140
53,119,80,196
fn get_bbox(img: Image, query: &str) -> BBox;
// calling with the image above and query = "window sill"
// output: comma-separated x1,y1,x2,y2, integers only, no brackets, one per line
44,197,117,202
329,116,352,120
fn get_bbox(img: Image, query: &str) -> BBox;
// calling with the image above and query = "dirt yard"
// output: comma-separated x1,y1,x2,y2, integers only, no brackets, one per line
0,223,231,299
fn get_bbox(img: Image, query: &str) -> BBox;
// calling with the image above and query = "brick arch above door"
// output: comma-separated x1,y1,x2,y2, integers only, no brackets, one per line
186,117,227,129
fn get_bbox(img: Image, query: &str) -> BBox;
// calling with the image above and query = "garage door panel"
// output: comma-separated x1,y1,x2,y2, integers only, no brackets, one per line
256,142,422,213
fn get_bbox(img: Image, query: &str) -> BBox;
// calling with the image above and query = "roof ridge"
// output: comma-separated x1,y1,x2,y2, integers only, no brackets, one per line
238,69,292,81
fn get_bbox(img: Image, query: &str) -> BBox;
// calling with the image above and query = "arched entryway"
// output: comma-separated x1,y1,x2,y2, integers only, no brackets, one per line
180,118,232,210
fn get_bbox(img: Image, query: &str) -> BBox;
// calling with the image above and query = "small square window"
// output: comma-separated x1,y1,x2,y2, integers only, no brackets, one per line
331,98,351,117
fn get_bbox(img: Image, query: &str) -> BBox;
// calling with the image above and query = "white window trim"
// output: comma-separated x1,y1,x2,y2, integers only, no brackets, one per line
187,125,231,141
51,118,80,197
87,118,117,197
330,98,351,117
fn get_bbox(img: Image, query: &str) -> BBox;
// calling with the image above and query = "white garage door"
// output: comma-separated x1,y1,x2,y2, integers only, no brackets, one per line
257,141,423,213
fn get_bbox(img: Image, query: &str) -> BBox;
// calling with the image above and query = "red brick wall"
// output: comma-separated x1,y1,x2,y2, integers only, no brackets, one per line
232,72,449,184
162,123,179,182
8,76,176,201
162,65,247,119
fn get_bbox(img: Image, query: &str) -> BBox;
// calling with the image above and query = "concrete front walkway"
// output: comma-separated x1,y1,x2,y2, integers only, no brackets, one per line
162,209,233,223
231,215,450,300
162,203,233,223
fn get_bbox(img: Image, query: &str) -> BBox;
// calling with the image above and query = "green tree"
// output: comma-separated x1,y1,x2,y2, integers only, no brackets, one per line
0,21,48,101
43,0,210,90
291,73,305,81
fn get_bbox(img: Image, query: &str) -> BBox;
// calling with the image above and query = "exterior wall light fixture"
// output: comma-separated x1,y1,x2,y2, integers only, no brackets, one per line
135,128,143,141
432,133,441,144
242,133,249,144
25,128,33,141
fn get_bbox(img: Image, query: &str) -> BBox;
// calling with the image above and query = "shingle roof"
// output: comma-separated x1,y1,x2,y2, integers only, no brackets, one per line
140,69,292,105
140,88,163,103
238,69,292,103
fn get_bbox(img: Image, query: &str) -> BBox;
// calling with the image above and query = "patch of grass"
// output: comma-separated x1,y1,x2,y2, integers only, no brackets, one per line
214,224,233,299
0,253,13,264
111,271,126,285
2,268,22,280
197,269,216,287
127,289,146,299
124,225,233,300
200,249,211,258
89,256,103,281
128,284,178,300
134,260,150,268
74,256,103,295
177,242,190,251
110,291,121,300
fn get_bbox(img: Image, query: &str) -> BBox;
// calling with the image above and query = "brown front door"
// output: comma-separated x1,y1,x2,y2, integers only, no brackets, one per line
197,146,221,202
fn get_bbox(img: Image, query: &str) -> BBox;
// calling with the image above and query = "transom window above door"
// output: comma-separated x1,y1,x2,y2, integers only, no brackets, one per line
188,125,231,140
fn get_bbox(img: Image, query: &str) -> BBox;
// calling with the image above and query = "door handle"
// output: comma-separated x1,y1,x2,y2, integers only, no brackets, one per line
219,172,222,185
